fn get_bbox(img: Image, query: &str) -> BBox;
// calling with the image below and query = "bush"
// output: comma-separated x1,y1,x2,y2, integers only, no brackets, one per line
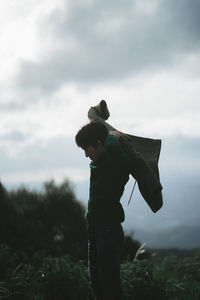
154,255,200,300
0,248,93,300
121,254,200,300
121,260,165,300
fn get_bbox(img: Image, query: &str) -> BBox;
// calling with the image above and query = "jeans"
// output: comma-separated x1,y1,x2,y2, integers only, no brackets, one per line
88,222,124,300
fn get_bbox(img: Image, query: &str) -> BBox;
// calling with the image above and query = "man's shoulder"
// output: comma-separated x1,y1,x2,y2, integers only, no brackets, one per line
105,134,132,168
105,134,120,151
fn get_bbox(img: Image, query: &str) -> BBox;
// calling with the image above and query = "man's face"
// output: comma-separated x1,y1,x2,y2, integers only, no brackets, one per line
83,141,105,162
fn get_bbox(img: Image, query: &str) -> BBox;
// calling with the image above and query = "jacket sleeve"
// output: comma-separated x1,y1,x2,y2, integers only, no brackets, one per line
119,134,163,212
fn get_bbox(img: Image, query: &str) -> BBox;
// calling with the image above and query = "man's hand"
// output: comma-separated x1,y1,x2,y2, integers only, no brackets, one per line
109,130,122,138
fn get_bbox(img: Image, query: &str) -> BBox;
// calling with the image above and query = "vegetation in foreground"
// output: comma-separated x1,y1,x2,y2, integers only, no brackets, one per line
0,180,199,299
0,244,200,300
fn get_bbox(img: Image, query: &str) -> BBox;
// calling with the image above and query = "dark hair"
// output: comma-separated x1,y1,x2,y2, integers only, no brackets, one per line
75,122,108,149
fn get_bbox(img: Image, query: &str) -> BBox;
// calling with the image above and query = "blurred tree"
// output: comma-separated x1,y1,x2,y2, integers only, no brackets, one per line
41,179,88,260
0,180,88,260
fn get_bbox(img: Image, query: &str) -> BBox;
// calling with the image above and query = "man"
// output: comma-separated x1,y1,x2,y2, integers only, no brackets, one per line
75,121,131,300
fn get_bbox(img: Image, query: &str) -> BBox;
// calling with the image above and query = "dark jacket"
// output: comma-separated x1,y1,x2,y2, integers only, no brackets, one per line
88,102,163,213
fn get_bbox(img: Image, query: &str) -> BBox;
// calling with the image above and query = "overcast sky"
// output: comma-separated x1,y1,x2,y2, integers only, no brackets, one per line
0,0,200,233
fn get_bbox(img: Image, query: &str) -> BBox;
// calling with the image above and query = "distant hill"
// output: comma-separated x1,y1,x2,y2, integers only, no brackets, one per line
134,225,200,249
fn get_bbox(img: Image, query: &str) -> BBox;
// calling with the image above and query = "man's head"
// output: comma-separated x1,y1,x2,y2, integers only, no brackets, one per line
75,122,108,162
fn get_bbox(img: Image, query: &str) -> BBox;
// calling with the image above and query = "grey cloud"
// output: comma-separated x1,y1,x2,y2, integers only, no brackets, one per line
0,130,29,142
16,0,200,91
164,0,200,43
161,135,200,159
0,136,85,173
0,102,24,111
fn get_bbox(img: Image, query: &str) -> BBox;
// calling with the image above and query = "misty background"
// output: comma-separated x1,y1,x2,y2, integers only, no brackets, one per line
0,0,200,249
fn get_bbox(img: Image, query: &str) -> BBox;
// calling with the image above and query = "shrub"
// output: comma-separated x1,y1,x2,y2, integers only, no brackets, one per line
0,180,88,260
1,250,93,300
121,260,165,300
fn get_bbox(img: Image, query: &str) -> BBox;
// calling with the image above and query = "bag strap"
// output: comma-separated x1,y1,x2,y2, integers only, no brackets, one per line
127,180,137,206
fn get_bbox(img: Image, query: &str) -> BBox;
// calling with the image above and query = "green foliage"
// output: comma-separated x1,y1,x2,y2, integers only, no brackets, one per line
0,180,88,260
0,245,93,300
121,260,165,300
0,244,18,281
0,244,200,300
121,253,200,300
154,254,200,300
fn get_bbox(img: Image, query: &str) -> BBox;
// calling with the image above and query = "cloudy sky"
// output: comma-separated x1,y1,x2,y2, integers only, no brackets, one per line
0,0,200,233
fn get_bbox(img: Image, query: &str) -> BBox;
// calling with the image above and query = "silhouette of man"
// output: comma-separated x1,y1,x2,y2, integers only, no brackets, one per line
75,121,131,300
